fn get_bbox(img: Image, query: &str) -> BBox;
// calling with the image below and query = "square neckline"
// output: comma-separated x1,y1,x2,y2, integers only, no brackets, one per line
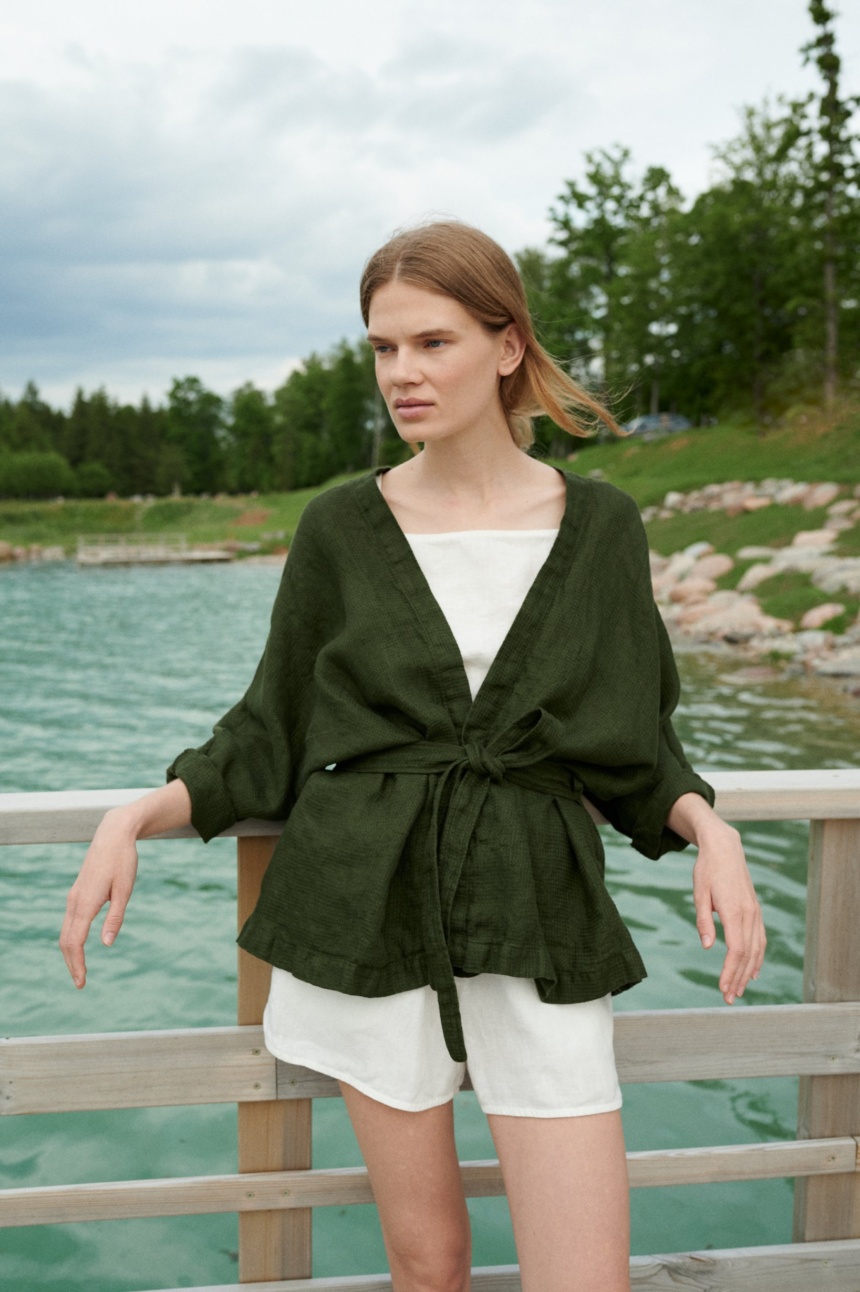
360,465,592,729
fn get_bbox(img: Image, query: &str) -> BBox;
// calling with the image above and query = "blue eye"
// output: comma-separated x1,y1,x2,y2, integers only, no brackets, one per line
425,339,445,349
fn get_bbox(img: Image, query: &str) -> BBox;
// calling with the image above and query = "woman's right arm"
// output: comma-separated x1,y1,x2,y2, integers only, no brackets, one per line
59,777,192,989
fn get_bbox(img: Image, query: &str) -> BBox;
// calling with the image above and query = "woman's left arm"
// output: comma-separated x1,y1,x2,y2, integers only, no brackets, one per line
666,792,766,1004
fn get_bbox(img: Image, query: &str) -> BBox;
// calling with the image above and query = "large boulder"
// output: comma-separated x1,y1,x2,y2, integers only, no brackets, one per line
690,552,734,579
738,563,779,592
811,558,860,597
675,591,793,642
791,528,837,548
800,603,846,630
669,578,717,603
812,646,860,676
802,483,841,510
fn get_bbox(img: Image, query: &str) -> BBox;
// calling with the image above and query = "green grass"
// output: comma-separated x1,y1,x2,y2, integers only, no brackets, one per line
752,571,859,629
0,473,359,554
639,503,840,558
559,402,860,507
836,523,860,555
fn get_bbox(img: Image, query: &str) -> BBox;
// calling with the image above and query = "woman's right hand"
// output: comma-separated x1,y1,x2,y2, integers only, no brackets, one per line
59,778,192,987
59,807,140,988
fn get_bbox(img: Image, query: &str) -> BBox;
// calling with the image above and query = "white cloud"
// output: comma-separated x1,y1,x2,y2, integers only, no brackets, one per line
0,0,857,406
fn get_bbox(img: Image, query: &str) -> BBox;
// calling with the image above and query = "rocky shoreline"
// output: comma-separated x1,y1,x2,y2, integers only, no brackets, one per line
647,478,860,694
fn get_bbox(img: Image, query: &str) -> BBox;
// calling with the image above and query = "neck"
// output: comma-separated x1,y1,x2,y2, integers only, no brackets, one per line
406,422,534,506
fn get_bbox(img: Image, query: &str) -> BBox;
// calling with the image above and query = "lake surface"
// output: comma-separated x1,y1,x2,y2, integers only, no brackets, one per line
1,560,859,1291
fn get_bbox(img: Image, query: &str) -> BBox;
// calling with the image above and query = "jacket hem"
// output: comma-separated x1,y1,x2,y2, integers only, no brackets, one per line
238,915,647,1005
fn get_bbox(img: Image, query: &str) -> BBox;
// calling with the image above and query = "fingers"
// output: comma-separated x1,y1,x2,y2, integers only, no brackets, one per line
59,833,138,987
716,896,766,1002
693,884,716,950
101,883,133,946
59,888,98,988
693,842,767,1005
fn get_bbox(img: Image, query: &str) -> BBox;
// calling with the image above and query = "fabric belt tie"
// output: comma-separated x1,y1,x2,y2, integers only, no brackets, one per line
332,707,584,1063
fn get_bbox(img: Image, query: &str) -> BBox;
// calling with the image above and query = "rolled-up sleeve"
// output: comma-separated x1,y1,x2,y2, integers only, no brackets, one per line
166,510,321,843
577,604,716,856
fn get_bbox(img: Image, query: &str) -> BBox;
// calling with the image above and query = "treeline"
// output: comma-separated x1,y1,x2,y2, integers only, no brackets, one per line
519,0,859,426
0,343,394,499
1,2,856,500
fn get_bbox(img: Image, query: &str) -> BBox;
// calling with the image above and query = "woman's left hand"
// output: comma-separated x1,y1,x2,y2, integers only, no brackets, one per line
668,793,766,1004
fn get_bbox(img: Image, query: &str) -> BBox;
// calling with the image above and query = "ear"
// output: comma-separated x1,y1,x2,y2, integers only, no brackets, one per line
497,323,526,377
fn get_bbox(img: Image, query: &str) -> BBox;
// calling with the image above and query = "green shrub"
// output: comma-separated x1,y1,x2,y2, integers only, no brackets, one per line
0,451,77,499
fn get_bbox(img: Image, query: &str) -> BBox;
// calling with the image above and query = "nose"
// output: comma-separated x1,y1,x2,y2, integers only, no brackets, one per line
388,344,421,386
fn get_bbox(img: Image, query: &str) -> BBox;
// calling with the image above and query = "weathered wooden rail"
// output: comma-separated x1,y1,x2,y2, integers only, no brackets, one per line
1,769,859,1290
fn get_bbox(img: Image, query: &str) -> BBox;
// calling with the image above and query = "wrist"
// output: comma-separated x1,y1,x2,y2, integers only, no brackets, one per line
693,817,740,851
102,803,145,841
668,791,735,849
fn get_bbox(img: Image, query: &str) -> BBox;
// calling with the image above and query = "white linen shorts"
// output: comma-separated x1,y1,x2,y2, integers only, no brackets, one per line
262,967,622,1117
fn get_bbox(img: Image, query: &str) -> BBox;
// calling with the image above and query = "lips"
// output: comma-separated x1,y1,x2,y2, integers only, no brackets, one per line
394,399,433,420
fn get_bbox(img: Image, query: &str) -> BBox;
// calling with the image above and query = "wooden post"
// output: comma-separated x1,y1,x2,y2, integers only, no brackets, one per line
237,836,312,1282
793,818,860,1241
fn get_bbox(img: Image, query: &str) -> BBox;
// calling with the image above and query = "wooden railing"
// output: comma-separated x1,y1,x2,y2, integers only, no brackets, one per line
1,770,859,1290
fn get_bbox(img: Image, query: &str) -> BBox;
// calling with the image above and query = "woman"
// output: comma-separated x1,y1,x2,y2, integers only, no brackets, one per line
60,220,765,1292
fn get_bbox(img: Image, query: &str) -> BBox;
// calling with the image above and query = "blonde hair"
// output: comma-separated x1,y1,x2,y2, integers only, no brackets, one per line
360,219,623,449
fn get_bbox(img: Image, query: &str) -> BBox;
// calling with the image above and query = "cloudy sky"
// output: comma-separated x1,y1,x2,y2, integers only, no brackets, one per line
2,1,858,408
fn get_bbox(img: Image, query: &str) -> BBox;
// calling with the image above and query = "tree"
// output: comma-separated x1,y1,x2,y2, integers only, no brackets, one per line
669,105,802,420
545,146,683,421
322,341,375,474
226,384,275,493
793,1,860,404
4,383,63,454
164,377,226,494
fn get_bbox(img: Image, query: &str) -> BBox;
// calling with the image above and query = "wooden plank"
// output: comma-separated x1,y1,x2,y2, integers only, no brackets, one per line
614,1001,860,1083
705,768,860,822
237,836,312,1284
629,1238,860,1289
795,819,860,1243
5,1003,860,1116
138,1239,860,1292
0,789,287,845
1,1138,854,1227
626,1136,856,1188
4,769,860,844
0,1027,274,1114
147,1271,520,1292
277,1001,860,1091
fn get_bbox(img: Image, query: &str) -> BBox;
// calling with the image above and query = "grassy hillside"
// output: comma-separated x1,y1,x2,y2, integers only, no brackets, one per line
563,400,860,507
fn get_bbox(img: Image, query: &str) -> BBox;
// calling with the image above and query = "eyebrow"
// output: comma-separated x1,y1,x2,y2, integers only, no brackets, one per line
366,327,458,344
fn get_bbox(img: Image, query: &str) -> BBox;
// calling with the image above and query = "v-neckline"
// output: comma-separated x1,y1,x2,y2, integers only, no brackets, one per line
358,464,593,733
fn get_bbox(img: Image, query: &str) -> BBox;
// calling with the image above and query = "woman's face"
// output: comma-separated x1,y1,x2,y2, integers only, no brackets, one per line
367,279,524,448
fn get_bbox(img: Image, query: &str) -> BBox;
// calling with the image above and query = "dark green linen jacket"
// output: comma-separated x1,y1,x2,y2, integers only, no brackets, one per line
166,465,716,1062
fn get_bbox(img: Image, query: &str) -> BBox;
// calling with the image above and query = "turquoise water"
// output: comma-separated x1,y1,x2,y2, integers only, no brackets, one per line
1,560,859,1291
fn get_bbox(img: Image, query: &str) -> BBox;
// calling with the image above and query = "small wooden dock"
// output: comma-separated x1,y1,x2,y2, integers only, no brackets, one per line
1,770,859,1289
76,533,233,566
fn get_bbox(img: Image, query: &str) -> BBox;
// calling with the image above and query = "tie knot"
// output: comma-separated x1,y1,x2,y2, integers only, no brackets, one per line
463,743,506,783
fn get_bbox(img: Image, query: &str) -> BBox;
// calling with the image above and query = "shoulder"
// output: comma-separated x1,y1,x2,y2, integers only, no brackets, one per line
565,472,651,586
294,472,376,530
567,471,643,530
